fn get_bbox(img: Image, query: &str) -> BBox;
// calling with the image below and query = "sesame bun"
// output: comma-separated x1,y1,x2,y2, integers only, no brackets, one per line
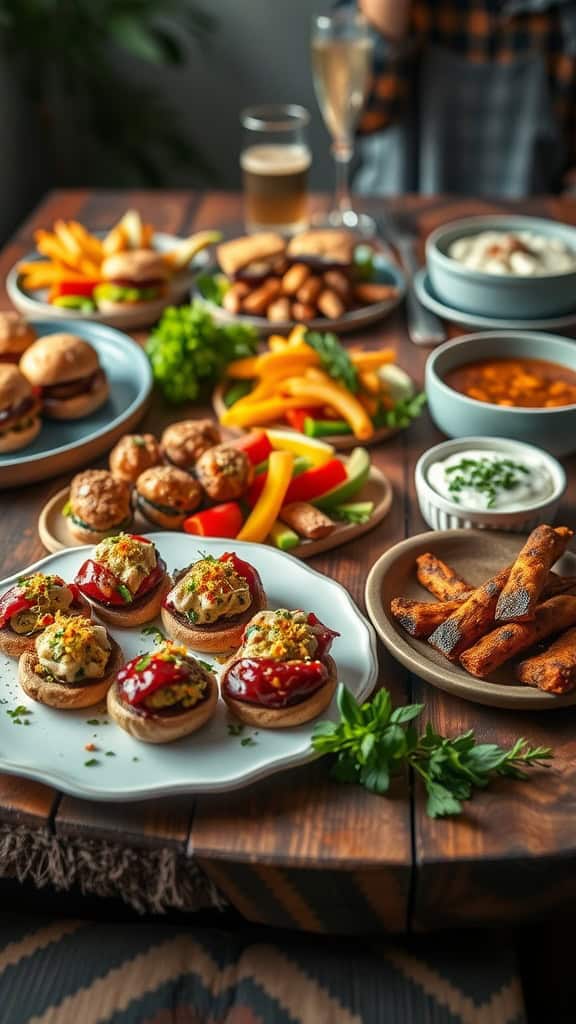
18,638,123,710
20,334,100,386
67,470,132,542
0,364,41,453
0,312,36,361
101,249,169,284
222,655,337,728
86,574,171,629
136,465,203,529
109,433,162,483
161,570,267,654
106,674,218,743
0,594,91,659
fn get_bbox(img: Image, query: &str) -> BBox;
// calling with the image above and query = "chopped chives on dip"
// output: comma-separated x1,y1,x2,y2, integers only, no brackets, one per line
427,450,555,511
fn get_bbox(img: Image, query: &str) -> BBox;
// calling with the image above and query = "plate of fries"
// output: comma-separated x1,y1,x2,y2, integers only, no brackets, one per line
7,209,220,330
366,526,576,709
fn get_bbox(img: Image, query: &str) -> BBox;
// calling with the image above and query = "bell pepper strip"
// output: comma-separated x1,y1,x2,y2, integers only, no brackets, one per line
349,348,396,369
117,650,195,707
285,407,322,433
182,502,243,539
51,279,100,298
226,347,318,379
358,393,379,417
358,369,381,395
75,555,166,606
247,457,346,508
284,376,374,440
232,429,273,466
265,428,334,465
220,396,324,429
268,520,300,551
304,417,353,438
237,451,294,542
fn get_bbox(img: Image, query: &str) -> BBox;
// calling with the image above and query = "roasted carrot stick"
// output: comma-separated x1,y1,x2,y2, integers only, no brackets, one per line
517,625,576,694
460,595,576,678
415,553,472,601
495,525,574,623
390,597,464,639
427,566,511,661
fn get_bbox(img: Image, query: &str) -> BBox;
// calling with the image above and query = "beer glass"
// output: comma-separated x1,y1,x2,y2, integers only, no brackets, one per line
240,105,311,234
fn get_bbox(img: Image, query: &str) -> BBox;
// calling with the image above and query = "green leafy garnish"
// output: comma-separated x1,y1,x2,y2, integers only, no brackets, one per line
117,584,132,604
135,654,152,672
444,457,531,510
375,392,427,430
198,660,215,674
312,685,552,818
240,736,257,747
141,625,166,645
86,718,100,726
7,705,32,725
227,722,244,737
196,271,230,305
84,758,99,767
305,331,358,393
146,301,258,404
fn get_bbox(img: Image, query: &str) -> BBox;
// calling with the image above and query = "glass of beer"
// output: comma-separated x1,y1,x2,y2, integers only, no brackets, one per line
240,105,311,234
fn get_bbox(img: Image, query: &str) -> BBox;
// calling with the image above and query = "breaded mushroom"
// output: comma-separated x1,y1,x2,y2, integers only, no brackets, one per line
109,433,161,483
67,470,133,543
136,465,204,529
195,443,252,501
161,419,221,471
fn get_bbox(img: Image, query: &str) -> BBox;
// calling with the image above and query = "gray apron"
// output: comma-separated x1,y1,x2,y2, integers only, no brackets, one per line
355,0,576,196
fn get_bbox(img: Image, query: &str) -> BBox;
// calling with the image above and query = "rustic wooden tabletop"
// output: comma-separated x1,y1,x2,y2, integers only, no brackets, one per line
1,189,576,934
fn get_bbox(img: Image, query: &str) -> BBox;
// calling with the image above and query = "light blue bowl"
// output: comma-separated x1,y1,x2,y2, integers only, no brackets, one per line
426,331,576,457
427,215,576,319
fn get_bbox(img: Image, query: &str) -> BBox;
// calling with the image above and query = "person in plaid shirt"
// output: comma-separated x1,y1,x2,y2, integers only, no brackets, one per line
353,0,576,196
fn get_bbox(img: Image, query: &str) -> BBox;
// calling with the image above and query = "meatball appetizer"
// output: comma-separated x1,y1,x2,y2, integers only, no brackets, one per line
195,444,252,502
0,311,36,364
65,470,133,543
107,641,218,743
20,333,108,420
0,573,90,658
0,364,42,453
109,433,161,484
135,465,203,529
221,608,339,728
162,551,266,653
160,419,221,472
75,533,169,627
18,612,122,709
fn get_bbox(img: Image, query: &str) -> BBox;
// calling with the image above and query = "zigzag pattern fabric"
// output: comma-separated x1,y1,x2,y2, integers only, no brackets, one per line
0,914,526,1024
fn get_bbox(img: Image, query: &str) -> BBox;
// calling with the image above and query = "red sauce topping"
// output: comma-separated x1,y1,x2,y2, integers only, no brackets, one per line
0,574,78,629
117,650,193,707
223,657,328,708
75,538,165,607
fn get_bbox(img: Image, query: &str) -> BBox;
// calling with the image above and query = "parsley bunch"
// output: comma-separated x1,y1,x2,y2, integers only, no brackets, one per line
312,685,552,818
146,301,258,404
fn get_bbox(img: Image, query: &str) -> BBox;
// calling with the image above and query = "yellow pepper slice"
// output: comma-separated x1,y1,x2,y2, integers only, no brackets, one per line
221,396,324,428
237,451,294,543
268,334,290,351
283,377,374,440
349,348,396,370
227,347,319,379
265,428,334,464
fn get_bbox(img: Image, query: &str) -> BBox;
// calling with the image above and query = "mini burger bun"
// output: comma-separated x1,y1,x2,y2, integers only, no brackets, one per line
20,334,100,387
43,372,109,421
88,574,171,629
0,312,36,361
0,364,41,453
136,465,203,529
0,595,92,659
106,674,218,743
101,249,170,284
0,416,41,454
161,574,267,654
18,638,123,710
222,654,337,729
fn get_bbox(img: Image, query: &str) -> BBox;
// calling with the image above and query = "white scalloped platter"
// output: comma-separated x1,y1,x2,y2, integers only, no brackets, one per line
0,535,378,801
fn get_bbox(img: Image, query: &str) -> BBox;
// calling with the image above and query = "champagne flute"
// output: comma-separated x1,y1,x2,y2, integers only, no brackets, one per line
311,9,374,234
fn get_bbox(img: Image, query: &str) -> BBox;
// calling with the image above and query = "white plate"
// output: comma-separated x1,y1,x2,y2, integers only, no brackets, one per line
414,267,576,331
0,535,378,801
7,233,197,331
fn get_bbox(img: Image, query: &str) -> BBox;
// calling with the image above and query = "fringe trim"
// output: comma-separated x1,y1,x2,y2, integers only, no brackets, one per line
0,824,227,915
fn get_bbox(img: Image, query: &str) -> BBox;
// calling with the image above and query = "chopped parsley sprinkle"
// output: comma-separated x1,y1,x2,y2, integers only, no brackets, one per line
105,751,116,757
135,654,152,672
86,718,100,725
141,625,166,645
227,722,244,736
117,584,133,604
444,457,530,509
7,705,32,725
198,660,215,673
84,758,99,767
132,757,140,762
240,736,257,747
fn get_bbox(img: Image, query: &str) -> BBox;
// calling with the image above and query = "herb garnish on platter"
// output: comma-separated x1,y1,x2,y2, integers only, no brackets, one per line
312,685,552,818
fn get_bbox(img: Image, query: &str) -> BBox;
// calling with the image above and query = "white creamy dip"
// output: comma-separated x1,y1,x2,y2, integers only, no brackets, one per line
447,231,576,276
427,450,555,511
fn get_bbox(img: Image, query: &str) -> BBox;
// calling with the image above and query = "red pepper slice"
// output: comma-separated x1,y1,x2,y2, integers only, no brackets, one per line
285,407,321,433
52,280,100,298
222,657,328,708
247,457,347,508
232,430,273,466
218,551,261,602
117,652,192,707
75,553,165,607
183,502,243,539
306,611,340,659
0,574,69,627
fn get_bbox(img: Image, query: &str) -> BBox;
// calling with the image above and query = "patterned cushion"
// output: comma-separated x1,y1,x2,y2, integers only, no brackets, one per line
0,914,526,1024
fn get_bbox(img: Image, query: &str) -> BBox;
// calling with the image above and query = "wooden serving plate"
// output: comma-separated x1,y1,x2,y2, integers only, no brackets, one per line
365,529,576,710
212,382,403,452
39,464,394,558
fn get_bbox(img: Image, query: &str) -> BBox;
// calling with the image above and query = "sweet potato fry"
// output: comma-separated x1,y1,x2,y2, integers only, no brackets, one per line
415,553,472,601
390,597,464,639
495,525,574,622
517,626,576,694
222,281,250,314
242,278,282,316
317,288,345,319
266,297,292,322
280,502,335,540
460,595,576,678
427,566,511,661
68,221,103,260
296,275,323,306
281,263,310,295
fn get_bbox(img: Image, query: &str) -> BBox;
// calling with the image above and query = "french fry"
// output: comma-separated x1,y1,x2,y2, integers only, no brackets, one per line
460,595,576,678
102,224,127,256
288,324,308,346
390,597,464,639
222,281,250,315
242,278,282,316
291,302,316,321
281,263,310,295
495,525,574,622
296,275,323,306
415,553,472,601
359,370,381,395
517,625,576,694
141,223,155,248
267,297,292,322
54,220,83,259
349,349,396,369
67,221,103,260
427,566,511,661
35,232,79,269
268,334,290,351
317,288,345,319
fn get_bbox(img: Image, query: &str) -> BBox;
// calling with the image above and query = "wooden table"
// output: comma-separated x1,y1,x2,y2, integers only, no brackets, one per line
2,189,576,934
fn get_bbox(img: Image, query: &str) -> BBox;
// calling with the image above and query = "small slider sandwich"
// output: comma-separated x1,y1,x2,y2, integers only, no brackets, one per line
75,533,169,627
19,333,109,420
0,364,42,453
0,572,91,657
18,611,122,709
135,465,204,529
221,608,339,728
161,551,266,653
0,312,36,364
107,641,218,743
64,470,133,543
96,250,170,312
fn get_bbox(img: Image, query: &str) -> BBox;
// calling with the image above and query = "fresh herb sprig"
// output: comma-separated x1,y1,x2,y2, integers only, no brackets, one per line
445,457,530,509
312,685,552,818
304,331,359,393
375,392,427,430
